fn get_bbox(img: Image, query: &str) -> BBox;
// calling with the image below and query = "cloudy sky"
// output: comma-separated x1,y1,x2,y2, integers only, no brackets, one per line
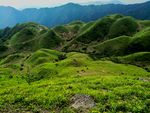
0,0,149,9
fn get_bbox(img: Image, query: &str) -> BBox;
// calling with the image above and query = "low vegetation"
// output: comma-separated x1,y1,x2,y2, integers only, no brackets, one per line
0,14,150,112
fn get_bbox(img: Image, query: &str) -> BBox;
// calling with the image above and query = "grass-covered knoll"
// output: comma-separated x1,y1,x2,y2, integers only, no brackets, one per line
70,24,81,34
2,22,39,41
76,17,115,44
106,13,124,19
62,15,140,52
39,28,48,35
139,20,150,27
88,27,150,58
0,53,25,65
25,49,61,68
62,17,116,51
0,27,11,39
30,52,92,80
0,68,12,75
9,27,39,45
109,52,150,71
128,29,150,53
53,25,69,34
40,29,63,49
68,20,85,26
107,17,139,38
79,21,95,34
134,26,150,37
88,36,132,57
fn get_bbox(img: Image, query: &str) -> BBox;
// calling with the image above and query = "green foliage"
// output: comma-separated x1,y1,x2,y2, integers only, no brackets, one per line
53,25,69,34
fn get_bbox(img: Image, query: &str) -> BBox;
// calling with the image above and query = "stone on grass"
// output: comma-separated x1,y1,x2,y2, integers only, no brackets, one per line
137,77,149,82
71,94,95,109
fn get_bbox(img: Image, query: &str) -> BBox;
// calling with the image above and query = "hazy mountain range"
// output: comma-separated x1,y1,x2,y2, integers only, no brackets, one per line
0,1,150,29
80,0,122,5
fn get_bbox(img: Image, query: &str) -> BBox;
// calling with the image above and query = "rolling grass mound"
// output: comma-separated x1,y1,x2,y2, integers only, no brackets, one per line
118,52,150,68
88,36,132,57
76,17,116,44
39,29,48,35
25,49,60,67
88,28,150,58
79,21,95,34
139,20,150,27
31,52,92,80
9,27,38,45
0,27,11,39
40,48,61,56
2,22,39,40
0,68,12,75
68,20,85,26
40,29,63,48
107,17,139,38
66,52,93,62
2,63,21,70
0,53,25,65
62,16,117,50
106,13,124,19
53,25,69,34
128,30,150,53
70,25,81,34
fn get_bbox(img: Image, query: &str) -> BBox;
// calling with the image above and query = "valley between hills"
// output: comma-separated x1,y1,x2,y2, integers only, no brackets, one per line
0,14,150,112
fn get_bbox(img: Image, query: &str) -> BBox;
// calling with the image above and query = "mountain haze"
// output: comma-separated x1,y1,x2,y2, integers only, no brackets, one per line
0,1,150,29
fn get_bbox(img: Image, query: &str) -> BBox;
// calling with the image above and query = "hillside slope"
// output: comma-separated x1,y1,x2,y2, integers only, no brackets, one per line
0,13,150,112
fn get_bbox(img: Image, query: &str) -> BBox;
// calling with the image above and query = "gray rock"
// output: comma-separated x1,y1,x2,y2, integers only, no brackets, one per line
71,94,95,109
137,77,149,82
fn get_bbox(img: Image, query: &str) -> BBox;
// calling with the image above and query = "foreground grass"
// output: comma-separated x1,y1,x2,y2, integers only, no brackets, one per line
0,58,150,113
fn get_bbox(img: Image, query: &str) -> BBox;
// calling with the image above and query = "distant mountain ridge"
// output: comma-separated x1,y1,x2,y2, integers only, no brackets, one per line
80,0,122,5
0,1,150,29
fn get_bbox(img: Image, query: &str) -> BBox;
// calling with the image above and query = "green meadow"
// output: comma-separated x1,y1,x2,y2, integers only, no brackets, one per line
0,14,150,112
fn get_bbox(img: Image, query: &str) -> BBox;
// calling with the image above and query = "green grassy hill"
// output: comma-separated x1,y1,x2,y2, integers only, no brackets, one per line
9,27,39,45
62,15,140,51
88,26,150,57
0,14,150,113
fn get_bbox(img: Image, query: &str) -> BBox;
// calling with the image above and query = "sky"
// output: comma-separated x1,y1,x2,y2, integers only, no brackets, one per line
0,0,149,9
